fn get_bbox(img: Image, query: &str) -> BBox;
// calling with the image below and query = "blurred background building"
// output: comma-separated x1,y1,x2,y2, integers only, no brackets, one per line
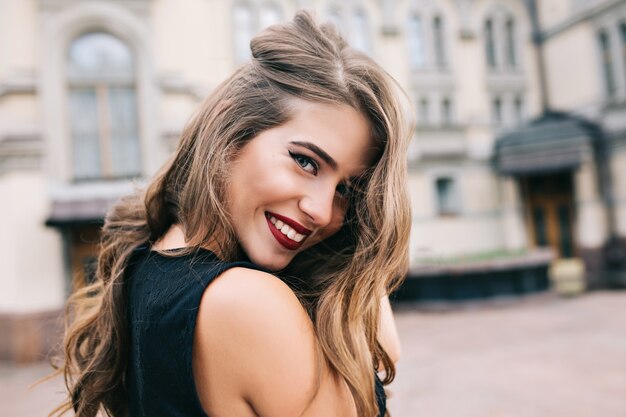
0,0,624,362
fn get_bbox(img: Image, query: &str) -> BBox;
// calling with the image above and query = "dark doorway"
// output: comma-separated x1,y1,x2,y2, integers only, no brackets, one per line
68,225,101,291
521,172,576,258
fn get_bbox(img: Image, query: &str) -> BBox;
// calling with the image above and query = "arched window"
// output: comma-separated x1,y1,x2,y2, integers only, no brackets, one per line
67,32,140,180
259,2,282,30
433,15,446,68
505,18,517,67
233,3,255,63
485,19,496,68
408,14,426,69
351,8,372,54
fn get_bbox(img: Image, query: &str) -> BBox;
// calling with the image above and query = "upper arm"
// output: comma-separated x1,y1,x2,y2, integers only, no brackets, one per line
193,267,351,417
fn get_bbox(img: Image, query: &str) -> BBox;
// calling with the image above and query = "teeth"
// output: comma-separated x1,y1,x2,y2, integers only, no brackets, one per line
269,215,307,243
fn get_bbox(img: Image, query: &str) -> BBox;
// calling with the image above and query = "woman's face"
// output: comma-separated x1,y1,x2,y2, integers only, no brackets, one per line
227,99,377,271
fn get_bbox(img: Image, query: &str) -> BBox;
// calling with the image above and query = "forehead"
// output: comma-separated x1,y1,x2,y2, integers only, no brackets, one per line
284,99,378,176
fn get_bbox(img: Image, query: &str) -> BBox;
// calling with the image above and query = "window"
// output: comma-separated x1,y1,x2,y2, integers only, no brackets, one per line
67,32,140,180
408,15,426,69
233,3,255,63
433,16,446,68
599,30,616,97
492,96,503,125
485,19,496,68
351,9,372,54
441,97,452,126
505,18,516,67
418,97,429,125
435,177,460,216
485,11,519,71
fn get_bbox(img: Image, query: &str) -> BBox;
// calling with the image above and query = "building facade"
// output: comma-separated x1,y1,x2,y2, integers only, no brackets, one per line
0,0,624,361
539,0,626,283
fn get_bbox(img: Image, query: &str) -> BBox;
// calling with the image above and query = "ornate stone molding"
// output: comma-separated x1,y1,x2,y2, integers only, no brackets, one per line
454,0,477,39
158,74,210,102
0,132,43,175
379,0,400,37
541,0,625,40
0,73,37,99
38,0,151,16
39,0,160,181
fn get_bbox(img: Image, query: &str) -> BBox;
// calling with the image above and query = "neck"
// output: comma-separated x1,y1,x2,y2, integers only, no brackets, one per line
153,223,232,261
152,224,187,251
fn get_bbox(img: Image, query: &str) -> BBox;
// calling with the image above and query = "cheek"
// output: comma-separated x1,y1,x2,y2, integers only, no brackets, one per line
233,160,295,204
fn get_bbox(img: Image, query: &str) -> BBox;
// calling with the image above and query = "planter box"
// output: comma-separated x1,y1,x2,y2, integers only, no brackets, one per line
395,249,554,302
549,258,586,296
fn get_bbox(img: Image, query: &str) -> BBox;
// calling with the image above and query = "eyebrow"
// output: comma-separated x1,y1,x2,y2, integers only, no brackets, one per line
289,141,338,170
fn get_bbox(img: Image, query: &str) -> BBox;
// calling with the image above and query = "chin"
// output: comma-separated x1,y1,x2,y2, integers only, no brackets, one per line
245,248,292,272
256,257,292,272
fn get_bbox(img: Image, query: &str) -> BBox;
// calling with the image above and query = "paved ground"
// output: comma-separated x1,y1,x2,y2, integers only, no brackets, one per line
387,291,626,417
1,291,625,417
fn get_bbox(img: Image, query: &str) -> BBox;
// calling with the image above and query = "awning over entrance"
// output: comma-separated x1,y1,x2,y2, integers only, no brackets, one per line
494,112,595,176
45,197,118,227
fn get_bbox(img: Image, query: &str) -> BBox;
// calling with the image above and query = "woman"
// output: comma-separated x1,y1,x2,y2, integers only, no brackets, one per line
53,11,410,417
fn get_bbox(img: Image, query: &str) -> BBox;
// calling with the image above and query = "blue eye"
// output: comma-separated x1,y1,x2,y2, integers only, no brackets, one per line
289,151,318,175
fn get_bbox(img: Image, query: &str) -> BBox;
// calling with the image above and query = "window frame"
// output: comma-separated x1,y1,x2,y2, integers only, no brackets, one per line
406,7,449,72
483,9,519,72
407,13,427,70
66,31,141,182
598,29,617,97
434,176,461,217
433,15,446,68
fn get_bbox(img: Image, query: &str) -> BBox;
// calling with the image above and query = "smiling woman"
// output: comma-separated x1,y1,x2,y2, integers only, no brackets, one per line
52,11,411,417
227,100,376,270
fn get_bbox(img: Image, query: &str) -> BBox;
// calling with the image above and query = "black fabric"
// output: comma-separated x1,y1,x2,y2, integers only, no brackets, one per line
125,246,386,417
375,372,387,416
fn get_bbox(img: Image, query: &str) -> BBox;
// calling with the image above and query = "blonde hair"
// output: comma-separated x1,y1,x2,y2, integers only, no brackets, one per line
53,11,411,417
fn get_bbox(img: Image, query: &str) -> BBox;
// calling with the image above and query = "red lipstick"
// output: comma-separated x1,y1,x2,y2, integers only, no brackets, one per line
266,212,312,234
265,212,311,251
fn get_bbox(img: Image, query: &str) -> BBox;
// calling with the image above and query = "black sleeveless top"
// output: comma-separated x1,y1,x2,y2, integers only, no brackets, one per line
125,246,386,417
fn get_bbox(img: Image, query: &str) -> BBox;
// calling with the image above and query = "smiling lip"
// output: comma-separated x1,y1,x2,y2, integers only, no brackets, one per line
265,212,312,251
266,212,312,234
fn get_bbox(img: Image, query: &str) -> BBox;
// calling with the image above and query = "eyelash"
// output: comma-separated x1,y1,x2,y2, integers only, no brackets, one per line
289,151,319,175
289,150,353,199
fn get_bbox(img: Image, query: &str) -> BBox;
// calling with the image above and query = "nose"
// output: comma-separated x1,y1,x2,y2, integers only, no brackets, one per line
298,184,336,228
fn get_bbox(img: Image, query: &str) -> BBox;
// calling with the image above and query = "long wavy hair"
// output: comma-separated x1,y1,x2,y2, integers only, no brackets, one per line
52,11,411,417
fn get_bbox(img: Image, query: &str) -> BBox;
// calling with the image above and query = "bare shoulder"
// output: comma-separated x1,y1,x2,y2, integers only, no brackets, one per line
200,266,306,320
194,267,350,416
196,267,313,363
